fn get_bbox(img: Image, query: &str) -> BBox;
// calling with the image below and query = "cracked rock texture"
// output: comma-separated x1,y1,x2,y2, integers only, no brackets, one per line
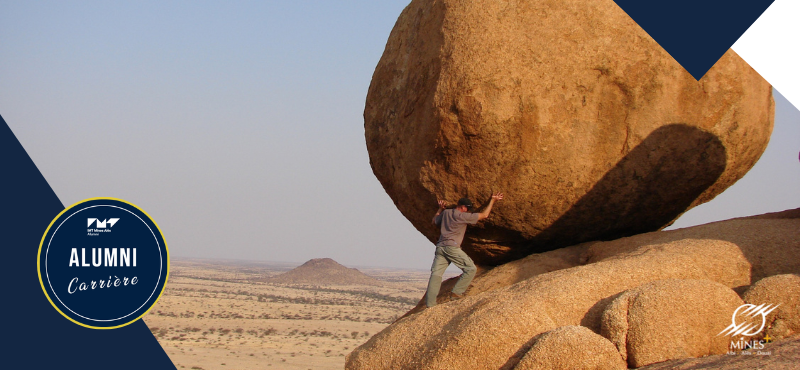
364,0,774,265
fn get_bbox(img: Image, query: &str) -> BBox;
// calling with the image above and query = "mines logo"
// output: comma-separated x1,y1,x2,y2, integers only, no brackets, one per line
38,198,169,329
718,303,780,354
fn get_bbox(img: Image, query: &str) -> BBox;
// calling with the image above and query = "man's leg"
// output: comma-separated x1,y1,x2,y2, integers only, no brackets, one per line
425,246,450,307
443,246,477,296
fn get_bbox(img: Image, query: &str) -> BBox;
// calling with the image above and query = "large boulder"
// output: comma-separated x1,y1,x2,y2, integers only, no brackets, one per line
346,211,800,370
365,0,774,265
514,326,626,370
600,279,743,368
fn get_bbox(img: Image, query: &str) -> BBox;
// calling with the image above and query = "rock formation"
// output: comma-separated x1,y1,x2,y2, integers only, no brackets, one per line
346,210,800,369
267,258,383,286
365,0,774,265
514,326,626,370
638,336,800,370
600,279,742,367
742,274,800,341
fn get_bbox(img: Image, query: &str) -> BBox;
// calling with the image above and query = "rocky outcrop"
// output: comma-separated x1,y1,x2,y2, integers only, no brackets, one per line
513,326,626,370
406,210,800,316
346,211,800,369
600,279,743,367
742,274,800,341
637,336,800,370
365,0,774,265
267,258,383,286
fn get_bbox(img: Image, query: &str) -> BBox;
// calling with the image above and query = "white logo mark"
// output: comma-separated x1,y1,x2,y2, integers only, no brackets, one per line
87,218,120,228
718,303,780,337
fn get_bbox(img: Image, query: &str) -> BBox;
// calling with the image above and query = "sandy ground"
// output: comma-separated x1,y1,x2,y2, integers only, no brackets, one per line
144,259,451,370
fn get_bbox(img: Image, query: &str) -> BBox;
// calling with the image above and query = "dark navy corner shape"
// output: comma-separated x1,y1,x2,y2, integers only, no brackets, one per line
614,0,775,80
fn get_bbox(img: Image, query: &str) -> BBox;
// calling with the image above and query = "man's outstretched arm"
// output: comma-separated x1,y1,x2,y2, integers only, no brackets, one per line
433,199,446,225
478,192,504,220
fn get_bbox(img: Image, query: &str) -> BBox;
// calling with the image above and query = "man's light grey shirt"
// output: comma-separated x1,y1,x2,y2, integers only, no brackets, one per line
433,208,480,247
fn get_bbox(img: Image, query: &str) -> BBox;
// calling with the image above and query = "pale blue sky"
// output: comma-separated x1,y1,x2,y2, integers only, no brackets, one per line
2,1,798,269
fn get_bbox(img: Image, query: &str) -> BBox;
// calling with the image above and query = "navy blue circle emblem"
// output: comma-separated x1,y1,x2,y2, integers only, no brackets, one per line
38,198,169,329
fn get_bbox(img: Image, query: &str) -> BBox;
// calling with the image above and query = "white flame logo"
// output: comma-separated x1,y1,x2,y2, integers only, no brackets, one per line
717,303,780,337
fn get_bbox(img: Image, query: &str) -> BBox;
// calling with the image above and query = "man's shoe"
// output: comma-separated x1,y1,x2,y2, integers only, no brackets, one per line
448,292,464,302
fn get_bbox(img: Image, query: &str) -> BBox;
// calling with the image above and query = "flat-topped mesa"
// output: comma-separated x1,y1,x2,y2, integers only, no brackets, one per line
365,0,774,266
267,258,384,286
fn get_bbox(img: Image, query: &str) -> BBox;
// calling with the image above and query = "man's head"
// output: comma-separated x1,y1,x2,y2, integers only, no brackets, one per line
457,198,474,212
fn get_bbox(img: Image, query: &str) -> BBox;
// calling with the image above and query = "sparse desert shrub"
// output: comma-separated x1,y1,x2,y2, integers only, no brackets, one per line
258,327,277,336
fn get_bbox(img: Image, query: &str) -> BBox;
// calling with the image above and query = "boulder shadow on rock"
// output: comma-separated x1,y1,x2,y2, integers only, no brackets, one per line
521,124,727,261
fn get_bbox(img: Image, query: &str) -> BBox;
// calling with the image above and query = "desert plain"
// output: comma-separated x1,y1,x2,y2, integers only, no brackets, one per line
144,258,454,370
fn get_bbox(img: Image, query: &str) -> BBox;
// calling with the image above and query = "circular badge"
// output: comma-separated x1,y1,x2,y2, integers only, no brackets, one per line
37,198,169,329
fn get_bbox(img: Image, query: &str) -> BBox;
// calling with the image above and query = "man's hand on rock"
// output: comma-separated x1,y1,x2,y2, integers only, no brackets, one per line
438,200,447,209
492,192,504,201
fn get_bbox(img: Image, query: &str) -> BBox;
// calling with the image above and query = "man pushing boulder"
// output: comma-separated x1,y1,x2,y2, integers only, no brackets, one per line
425,192,504,307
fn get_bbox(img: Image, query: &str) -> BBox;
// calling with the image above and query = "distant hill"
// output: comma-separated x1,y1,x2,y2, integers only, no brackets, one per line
266,258,384,286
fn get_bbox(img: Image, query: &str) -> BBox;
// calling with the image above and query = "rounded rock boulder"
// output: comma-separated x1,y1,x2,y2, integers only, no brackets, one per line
515,326,626,370
599,279,744,368
365,0,774,265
